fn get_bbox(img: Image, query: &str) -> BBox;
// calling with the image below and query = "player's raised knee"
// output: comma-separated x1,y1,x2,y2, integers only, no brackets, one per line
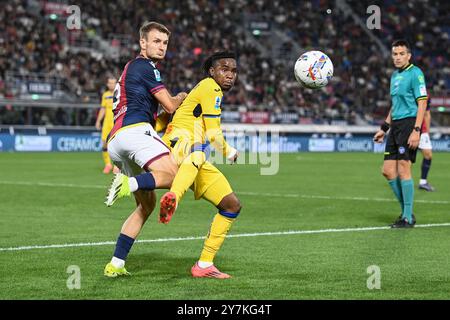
219,193,242,215
231,199,242,215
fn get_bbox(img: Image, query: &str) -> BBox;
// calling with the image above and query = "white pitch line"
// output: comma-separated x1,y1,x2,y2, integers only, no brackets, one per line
1,223,450,252
0,180,105,189
1,180,449,205
236,191,450,205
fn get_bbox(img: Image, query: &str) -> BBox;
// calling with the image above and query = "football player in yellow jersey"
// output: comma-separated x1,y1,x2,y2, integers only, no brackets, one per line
95,77,119,174
159,52,241,278
106,52,240,278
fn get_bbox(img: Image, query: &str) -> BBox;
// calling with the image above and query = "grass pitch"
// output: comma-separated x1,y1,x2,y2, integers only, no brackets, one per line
0,152,449,299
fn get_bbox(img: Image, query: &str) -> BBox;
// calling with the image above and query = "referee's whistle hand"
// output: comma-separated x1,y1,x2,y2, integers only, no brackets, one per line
373,131,384,143
407,132,420,149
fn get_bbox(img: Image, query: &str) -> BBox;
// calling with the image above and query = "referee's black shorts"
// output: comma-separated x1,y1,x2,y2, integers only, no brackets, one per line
384,117,418,163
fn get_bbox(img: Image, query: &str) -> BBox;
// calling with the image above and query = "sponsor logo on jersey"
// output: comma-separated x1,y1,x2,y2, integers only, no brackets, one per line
114,106,128,121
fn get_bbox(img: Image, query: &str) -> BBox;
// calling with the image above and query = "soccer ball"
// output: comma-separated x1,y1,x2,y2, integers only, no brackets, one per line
294,51,333,89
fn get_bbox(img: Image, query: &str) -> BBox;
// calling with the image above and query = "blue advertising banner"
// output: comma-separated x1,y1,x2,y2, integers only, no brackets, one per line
0,134,14,151
0,134,102,152
0,133,449,153
53,135,102,152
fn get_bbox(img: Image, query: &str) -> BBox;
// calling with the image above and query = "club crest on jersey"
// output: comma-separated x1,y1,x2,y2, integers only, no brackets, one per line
154,69,161,82
214,96,221,109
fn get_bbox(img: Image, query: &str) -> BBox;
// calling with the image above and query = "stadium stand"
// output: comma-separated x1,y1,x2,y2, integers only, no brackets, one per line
0,0,449,126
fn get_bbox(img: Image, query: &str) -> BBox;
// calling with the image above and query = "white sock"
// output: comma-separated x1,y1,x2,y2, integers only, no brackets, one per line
197,261,213,269
111,256,125,269
420,179,427,185
128,177,138,192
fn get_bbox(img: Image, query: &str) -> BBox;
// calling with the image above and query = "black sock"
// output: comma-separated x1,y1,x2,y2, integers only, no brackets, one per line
421,158,432,180
113,233,135,261
135,172,156,190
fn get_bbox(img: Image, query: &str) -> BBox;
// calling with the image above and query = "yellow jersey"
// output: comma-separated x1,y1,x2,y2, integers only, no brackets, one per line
101,90,114,128
164,77,232,157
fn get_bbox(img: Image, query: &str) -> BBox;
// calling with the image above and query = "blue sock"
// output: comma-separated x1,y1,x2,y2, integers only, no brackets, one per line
400,179,414,223
113,233,135,261
421,159,432,180
388,178,404,213
135,172,156,190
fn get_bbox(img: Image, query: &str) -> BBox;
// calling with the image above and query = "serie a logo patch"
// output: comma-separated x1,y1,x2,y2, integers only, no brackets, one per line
214,96,221,109
154,69,161,82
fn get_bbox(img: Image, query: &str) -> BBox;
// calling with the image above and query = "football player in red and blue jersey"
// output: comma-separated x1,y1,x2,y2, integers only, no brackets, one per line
104,21,187,277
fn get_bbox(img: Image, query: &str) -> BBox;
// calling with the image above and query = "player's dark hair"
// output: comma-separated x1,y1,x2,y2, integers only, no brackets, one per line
140,21,171,39
203,51,237,76
392,39,411,52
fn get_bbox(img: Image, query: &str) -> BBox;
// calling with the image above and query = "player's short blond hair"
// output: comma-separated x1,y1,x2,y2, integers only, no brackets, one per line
139,21,171,40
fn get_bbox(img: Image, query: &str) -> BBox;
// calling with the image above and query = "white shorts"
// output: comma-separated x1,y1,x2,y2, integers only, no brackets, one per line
108,123,170,176
419,132,432,150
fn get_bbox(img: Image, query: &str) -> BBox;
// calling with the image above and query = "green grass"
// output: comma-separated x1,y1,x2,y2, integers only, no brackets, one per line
0,152,449,299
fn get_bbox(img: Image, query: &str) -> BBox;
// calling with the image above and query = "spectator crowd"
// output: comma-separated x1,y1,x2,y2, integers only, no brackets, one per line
0,0,448,126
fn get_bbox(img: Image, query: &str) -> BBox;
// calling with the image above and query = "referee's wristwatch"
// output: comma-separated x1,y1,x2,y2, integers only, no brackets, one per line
414,126,421,132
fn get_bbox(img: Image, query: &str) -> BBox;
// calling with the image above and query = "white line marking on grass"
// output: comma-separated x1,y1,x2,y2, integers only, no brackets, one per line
0,180,104,189
236,191,450,205
1,180,448,205
2,223,450,252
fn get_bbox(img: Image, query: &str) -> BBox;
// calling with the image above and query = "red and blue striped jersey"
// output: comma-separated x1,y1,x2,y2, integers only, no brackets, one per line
109,55,165,139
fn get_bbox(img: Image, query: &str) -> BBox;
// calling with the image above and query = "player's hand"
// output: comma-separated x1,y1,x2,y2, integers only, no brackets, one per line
176,92,188,102
230,151,238,164
227,148,238,164
373,130,385,143
407,131,420,149
95,122,101,130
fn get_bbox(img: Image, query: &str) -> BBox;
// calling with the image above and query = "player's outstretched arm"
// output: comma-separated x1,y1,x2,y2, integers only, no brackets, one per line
154,89,187,114
204,117,238,163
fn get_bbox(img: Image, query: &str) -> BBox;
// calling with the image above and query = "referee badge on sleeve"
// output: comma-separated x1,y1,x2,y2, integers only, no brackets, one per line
419,85,427,96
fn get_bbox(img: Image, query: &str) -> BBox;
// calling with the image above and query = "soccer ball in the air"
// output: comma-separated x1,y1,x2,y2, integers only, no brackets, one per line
294,51,333,89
